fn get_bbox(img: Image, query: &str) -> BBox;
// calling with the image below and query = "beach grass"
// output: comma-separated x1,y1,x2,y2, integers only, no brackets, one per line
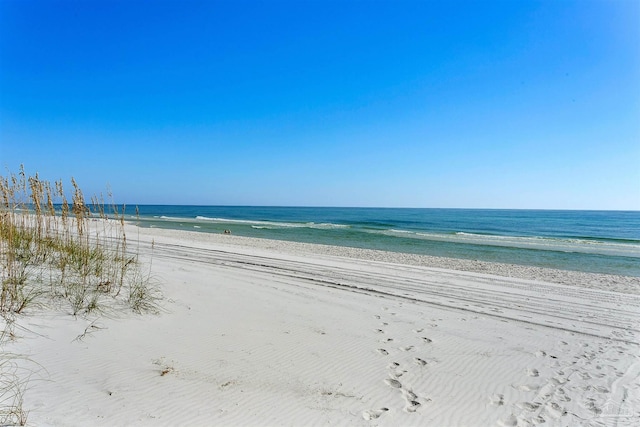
0,166,159,424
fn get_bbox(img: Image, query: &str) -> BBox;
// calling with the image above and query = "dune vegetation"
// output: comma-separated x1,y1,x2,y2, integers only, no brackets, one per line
0,166,159,425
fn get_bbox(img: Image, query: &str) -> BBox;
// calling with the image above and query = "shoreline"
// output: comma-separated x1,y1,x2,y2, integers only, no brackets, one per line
136,224,640,295
131,206,640,278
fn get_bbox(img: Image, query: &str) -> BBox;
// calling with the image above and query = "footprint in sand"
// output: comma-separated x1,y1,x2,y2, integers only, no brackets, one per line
531,415,546,425
593,385,609,393
402,389,422,412
403,389,418,401
405,400,421,413
526,368,539,377
400,346,414,352
384,378,402,389
414,357,427,366
413,328,424,333
489,394,504,406
389,363,407,377
554,388,571,402
362,408,389,420
517,402,541,412
578,372,592,380
582,397,602,415
545,402,567,418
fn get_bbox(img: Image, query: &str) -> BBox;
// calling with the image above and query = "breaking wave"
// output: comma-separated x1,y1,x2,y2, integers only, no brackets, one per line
369,229,640,258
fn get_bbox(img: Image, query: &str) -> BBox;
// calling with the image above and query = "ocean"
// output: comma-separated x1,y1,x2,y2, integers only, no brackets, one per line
128,206,640,277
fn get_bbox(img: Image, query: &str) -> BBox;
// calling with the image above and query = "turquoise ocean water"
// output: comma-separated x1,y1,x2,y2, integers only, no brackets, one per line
129,207,640,277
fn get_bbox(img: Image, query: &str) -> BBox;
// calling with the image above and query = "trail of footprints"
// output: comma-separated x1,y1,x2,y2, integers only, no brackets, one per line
363,308,439,421
365,309,638,424
498,337,637,426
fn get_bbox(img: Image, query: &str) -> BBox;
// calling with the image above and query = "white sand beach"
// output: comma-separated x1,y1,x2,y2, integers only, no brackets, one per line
6,224,640,426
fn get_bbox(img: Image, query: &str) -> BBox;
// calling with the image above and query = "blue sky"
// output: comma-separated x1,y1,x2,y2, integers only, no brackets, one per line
1,0,638,209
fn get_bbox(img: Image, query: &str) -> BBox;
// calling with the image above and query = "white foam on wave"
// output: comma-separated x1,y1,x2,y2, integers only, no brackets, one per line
375,229,640,258
196,216,349,230
196,216,301,228
388,229,412,234
312,223,350,230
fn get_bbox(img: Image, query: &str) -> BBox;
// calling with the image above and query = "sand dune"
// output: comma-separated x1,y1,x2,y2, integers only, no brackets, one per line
6,225,639,426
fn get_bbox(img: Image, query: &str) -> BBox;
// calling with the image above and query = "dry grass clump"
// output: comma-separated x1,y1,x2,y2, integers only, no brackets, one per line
0,352,29,426
0,166,160,424
0,166,159,316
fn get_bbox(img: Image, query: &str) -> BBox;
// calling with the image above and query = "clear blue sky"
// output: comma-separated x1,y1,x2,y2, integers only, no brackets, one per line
1,0,638,209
